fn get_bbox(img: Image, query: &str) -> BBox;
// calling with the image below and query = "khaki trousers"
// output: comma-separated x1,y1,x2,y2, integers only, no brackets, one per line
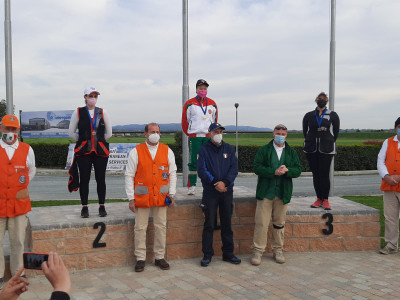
383,191,400,249
134,206,167,261
252,197,288,254
0,214,28,277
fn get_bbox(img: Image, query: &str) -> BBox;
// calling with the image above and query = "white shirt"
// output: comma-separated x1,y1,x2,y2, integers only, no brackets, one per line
273,141,285,160
377,136,400,178
68,108,112,141
125,141,177,200
0,139,36,181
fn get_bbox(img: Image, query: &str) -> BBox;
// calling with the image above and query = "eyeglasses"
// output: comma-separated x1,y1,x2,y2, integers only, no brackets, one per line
87,94,98,98
274,126,287,130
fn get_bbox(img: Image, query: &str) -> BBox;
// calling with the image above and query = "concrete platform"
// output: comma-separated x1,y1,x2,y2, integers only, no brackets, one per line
22,186,380,273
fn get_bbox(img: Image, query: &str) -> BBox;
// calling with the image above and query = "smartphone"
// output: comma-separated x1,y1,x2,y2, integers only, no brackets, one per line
23,252,49,270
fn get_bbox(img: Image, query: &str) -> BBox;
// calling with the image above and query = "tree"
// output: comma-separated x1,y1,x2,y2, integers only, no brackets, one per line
0,99,6,119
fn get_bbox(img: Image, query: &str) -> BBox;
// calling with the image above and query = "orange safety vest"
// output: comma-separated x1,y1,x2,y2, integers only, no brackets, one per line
381,136,400,192
134,143,170,208
0,142,31,217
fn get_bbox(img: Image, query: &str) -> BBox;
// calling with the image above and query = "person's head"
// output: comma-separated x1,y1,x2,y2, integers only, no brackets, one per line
1,115,20,145
273,124,288,146
196,79,209,99
395,117,400,137
315,92,328,109
83,86,100,107
208,122,225,145
145,122,161,145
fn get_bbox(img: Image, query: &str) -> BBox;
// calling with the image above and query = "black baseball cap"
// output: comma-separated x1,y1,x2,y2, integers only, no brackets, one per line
196,79,209,87
395,117,400,128
208,122,225,132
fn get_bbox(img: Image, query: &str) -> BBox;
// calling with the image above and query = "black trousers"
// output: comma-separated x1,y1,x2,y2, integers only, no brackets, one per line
75,153,108,205
202,189,234,257
306,152,333,200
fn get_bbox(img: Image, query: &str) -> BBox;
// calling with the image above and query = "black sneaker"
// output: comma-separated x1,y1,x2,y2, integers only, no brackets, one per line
223,255,241,264
200,256,212,267
99,205,107,217
135,260,145,272
81,206,89,218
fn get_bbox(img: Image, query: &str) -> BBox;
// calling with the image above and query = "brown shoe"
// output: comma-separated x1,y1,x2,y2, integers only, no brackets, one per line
155,258,170,270
135,260,145,272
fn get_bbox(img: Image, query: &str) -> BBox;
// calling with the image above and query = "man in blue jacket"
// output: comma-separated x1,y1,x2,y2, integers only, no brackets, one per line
197,122,240,267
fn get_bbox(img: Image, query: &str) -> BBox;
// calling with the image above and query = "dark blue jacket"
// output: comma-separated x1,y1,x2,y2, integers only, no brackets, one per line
197,140,238,192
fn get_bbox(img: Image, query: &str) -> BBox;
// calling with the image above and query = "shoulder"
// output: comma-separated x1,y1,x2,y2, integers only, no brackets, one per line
304,110,315,117
185,98,198,106
222,142,235,151
207,98,217,106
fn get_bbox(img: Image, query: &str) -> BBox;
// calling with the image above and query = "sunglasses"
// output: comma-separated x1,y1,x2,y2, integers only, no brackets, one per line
274,126,287,131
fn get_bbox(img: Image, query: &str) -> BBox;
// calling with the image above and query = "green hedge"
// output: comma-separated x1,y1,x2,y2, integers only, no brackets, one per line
30,143,381,172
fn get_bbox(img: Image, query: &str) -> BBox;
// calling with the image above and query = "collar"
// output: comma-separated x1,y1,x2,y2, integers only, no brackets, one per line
146,141,159,149
0,138,19,150
394,135,399,142
273,141,285,151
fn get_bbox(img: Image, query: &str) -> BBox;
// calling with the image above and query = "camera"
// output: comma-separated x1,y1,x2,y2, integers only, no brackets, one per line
23,252,49,270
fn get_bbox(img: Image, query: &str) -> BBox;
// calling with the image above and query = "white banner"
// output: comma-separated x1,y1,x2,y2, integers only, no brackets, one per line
21,110,74,138
66,143,139,172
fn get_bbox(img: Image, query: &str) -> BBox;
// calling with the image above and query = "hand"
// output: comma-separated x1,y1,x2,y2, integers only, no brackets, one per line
391,174,400,183
275,165,288,176
42,252,71,295
214,181,227,192
0,267,29,300
169,197,175,208
129,199,136,213
384,174,398,186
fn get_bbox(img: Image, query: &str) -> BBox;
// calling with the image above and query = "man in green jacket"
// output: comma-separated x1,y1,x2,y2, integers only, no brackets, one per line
251,124,302,265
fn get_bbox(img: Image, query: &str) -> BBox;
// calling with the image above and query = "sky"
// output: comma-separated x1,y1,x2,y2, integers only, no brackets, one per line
0,0,399,130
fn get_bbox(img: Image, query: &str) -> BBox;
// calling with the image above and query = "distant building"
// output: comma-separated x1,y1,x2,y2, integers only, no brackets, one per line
57,119,70,129
28,118,50,130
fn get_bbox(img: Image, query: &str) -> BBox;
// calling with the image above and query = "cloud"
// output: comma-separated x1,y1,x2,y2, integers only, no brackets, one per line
0,0,398,129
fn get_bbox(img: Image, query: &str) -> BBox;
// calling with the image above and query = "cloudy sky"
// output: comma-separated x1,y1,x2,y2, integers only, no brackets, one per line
0,0,399,130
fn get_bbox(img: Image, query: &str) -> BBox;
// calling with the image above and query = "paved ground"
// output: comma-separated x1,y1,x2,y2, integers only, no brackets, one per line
19,251,400,300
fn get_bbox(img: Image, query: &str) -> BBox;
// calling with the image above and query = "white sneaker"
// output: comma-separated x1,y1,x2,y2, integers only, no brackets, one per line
251,253,262,266
187,186,195,195
273,252,286,264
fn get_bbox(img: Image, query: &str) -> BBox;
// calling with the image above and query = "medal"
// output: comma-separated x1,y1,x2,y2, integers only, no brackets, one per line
203,116,207,120
92,131,96,135
196,97,208,121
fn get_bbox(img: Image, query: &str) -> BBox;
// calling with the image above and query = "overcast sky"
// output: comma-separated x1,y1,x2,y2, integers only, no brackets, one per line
0,0,399,130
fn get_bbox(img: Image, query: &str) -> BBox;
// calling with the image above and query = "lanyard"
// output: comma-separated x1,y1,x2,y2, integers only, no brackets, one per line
315,109,326,127
196,96,208,116
86,107,97,131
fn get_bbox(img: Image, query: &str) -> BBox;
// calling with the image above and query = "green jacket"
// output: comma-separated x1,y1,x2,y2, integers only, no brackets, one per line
253,140,302,204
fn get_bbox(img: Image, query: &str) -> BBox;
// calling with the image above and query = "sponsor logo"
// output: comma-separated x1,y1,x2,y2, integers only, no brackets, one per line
208,109,212,114
162,172,169,180
223,153,228,158
10,116,15,121
19,175,26,184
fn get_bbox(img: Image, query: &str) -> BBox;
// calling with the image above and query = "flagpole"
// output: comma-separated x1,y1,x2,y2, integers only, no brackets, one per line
182,0,189,187
4,0,14,115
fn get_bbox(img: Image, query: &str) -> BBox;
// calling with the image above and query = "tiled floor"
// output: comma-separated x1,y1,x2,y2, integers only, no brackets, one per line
19,251,400,300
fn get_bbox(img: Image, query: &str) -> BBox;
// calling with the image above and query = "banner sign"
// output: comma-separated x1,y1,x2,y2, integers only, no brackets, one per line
66,143,138,172
21,110,74,138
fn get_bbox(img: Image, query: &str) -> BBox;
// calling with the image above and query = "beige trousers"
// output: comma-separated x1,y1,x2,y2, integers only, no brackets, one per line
0,214,28,277
134,206,167,261
383,191,400,249
252,197,288,254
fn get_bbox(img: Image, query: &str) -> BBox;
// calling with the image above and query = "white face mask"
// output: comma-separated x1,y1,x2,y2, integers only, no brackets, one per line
148,133,160,144
87,98,97,106
2,132,17,143
212,134,223,144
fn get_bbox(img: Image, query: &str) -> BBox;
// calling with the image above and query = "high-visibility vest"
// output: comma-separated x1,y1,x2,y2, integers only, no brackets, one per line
0,142,31,217
134,143,170,208
381,136,400,192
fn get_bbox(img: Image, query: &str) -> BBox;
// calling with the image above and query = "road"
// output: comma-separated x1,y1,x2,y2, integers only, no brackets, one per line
29,172,383,201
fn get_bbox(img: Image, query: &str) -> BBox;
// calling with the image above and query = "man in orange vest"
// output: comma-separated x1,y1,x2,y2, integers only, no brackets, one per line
0,115,36,287
378,117,400,255
125,123,177,272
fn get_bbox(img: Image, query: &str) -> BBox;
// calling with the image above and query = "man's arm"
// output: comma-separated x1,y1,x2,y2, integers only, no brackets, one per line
285,148,302,179
196,147,214,185
125,148,138,212
27,146,36,182
253,146,275,178
221,146,238,187
168,148,177,207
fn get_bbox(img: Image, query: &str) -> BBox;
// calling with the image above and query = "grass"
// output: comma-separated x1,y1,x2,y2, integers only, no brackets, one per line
343,195,387,248
23,131,394,146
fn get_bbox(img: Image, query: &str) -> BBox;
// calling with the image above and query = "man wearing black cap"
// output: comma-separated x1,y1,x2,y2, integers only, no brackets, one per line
182,79,218,195
196,122,240,267
377,117,400,255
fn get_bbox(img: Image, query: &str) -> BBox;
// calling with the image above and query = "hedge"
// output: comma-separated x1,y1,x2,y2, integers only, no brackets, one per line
31,143,381,173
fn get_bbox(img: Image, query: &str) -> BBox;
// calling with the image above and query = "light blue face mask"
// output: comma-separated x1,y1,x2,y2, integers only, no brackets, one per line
274,135,286,145
397,129,400,136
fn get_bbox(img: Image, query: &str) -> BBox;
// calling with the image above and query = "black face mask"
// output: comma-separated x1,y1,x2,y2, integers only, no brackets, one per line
316,99,327,108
